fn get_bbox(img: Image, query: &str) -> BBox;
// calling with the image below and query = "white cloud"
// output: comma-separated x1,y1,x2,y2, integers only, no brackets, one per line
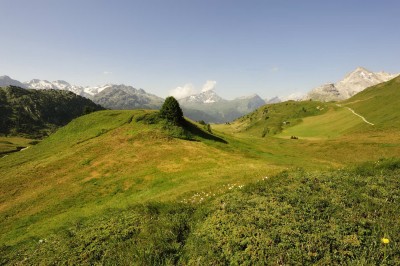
201,80,217,92
283,92,306,101
169,83,196,99
103,71,112,75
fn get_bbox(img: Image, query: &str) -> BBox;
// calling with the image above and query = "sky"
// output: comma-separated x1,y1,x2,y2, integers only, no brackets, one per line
1,0,399,100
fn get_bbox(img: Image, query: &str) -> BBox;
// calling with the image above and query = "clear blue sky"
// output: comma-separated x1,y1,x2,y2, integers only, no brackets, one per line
1,0,399,99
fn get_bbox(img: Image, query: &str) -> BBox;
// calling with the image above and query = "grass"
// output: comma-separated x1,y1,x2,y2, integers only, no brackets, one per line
276,105,363,139
1,159,399,265
342,75,400,130
228,100,331,137
0,137,37,155
0,110,280,247
1,77,400,264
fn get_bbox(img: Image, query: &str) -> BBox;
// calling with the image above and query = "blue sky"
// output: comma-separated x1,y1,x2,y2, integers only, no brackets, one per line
1,0,399,99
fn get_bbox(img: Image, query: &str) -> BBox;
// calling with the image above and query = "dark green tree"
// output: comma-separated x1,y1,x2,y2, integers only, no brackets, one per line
159,96,184,124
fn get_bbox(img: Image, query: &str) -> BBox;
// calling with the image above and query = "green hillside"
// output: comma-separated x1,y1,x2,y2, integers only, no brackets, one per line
342,75,400,130
225,76,400,140
219,100,331,137
1,80,400,264
276,106,363,139
0,110,283,247
0,86,104,139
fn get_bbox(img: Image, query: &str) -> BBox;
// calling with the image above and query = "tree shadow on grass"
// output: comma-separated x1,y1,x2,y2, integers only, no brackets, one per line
182,119,228,144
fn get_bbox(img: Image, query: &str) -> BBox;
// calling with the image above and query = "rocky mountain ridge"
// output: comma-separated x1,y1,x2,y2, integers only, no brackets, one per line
306,67,399,101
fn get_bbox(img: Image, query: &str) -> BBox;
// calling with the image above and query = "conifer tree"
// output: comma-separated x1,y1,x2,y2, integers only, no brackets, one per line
159,96,183,124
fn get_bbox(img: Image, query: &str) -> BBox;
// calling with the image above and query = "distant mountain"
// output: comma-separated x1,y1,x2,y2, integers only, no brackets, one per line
0,86,104,138
307,67,399,101
24,79,164,109
91,84,164,110
0,75,27,89
2,75,265,121
179,90,224,104
179,90,266,123
265,96,282,104
25,79,88,97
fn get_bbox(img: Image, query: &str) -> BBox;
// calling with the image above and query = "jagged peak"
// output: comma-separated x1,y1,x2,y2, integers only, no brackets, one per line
354,66,371,72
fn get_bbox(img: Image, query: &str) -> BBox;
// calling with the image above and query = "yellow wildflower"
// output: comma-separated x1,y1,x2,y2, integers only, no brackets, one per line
381,238,390,244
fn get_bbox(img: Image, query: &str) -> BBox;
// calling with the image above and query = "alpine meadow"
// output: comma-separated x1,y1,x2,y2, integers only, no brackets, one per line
1,1,400,265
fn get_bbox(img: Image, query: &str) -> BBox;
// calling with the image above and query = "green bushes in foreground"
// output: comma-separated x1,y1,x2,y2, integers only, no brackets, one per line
1,159,399,265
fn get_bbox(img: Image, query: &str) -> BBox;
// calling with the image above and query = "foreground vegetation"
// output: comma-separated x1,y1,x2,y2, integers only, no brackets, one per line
1,159,399,265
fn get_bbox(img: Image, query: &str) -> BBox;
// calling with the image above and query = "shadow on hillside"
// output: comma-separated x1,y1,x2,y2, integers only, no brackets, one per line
183,119,228,144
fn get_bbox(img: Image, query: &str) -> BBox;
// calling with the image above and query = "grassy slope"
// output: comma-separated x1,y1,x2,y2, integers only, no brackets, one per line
0,137,38,155
2,160,399,265
227,100,331,137
226,76,400,140
184,160,400,265
1,77,400,263
0,110,281,246
274,76,400,140
343,75,400,130
276,106,363,139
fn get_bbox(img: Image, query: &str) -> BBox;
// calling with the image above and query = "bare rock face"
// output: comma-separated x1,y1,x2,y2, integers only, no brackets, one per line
306,67,399,101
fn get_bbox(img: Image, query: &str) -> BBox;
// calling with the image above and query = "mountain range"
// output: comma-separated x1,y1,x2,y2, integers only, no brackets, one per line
178,90,267,123
1,66,398,123
0,76,270,123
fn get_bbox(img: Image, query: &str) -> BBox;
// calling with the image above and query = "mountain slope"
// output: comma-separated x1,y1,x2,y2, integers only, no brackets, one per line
307,67,398,101
0,110,278,247
1,103,400,264
226,100,331,137
261,75,400,140
0,86,104,138
342,75,400,129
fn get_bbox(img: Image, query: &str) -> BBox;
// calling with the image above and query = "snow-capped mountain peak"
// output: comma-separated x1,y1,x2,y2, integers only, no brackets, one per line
181,89,224,104
307,67,399,101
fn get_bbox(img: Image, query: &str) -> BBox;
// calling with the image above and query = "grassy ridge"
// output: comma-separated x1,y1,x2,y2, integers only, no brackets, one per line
1,159,399,265
229,100,330,137
0,110,280,246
